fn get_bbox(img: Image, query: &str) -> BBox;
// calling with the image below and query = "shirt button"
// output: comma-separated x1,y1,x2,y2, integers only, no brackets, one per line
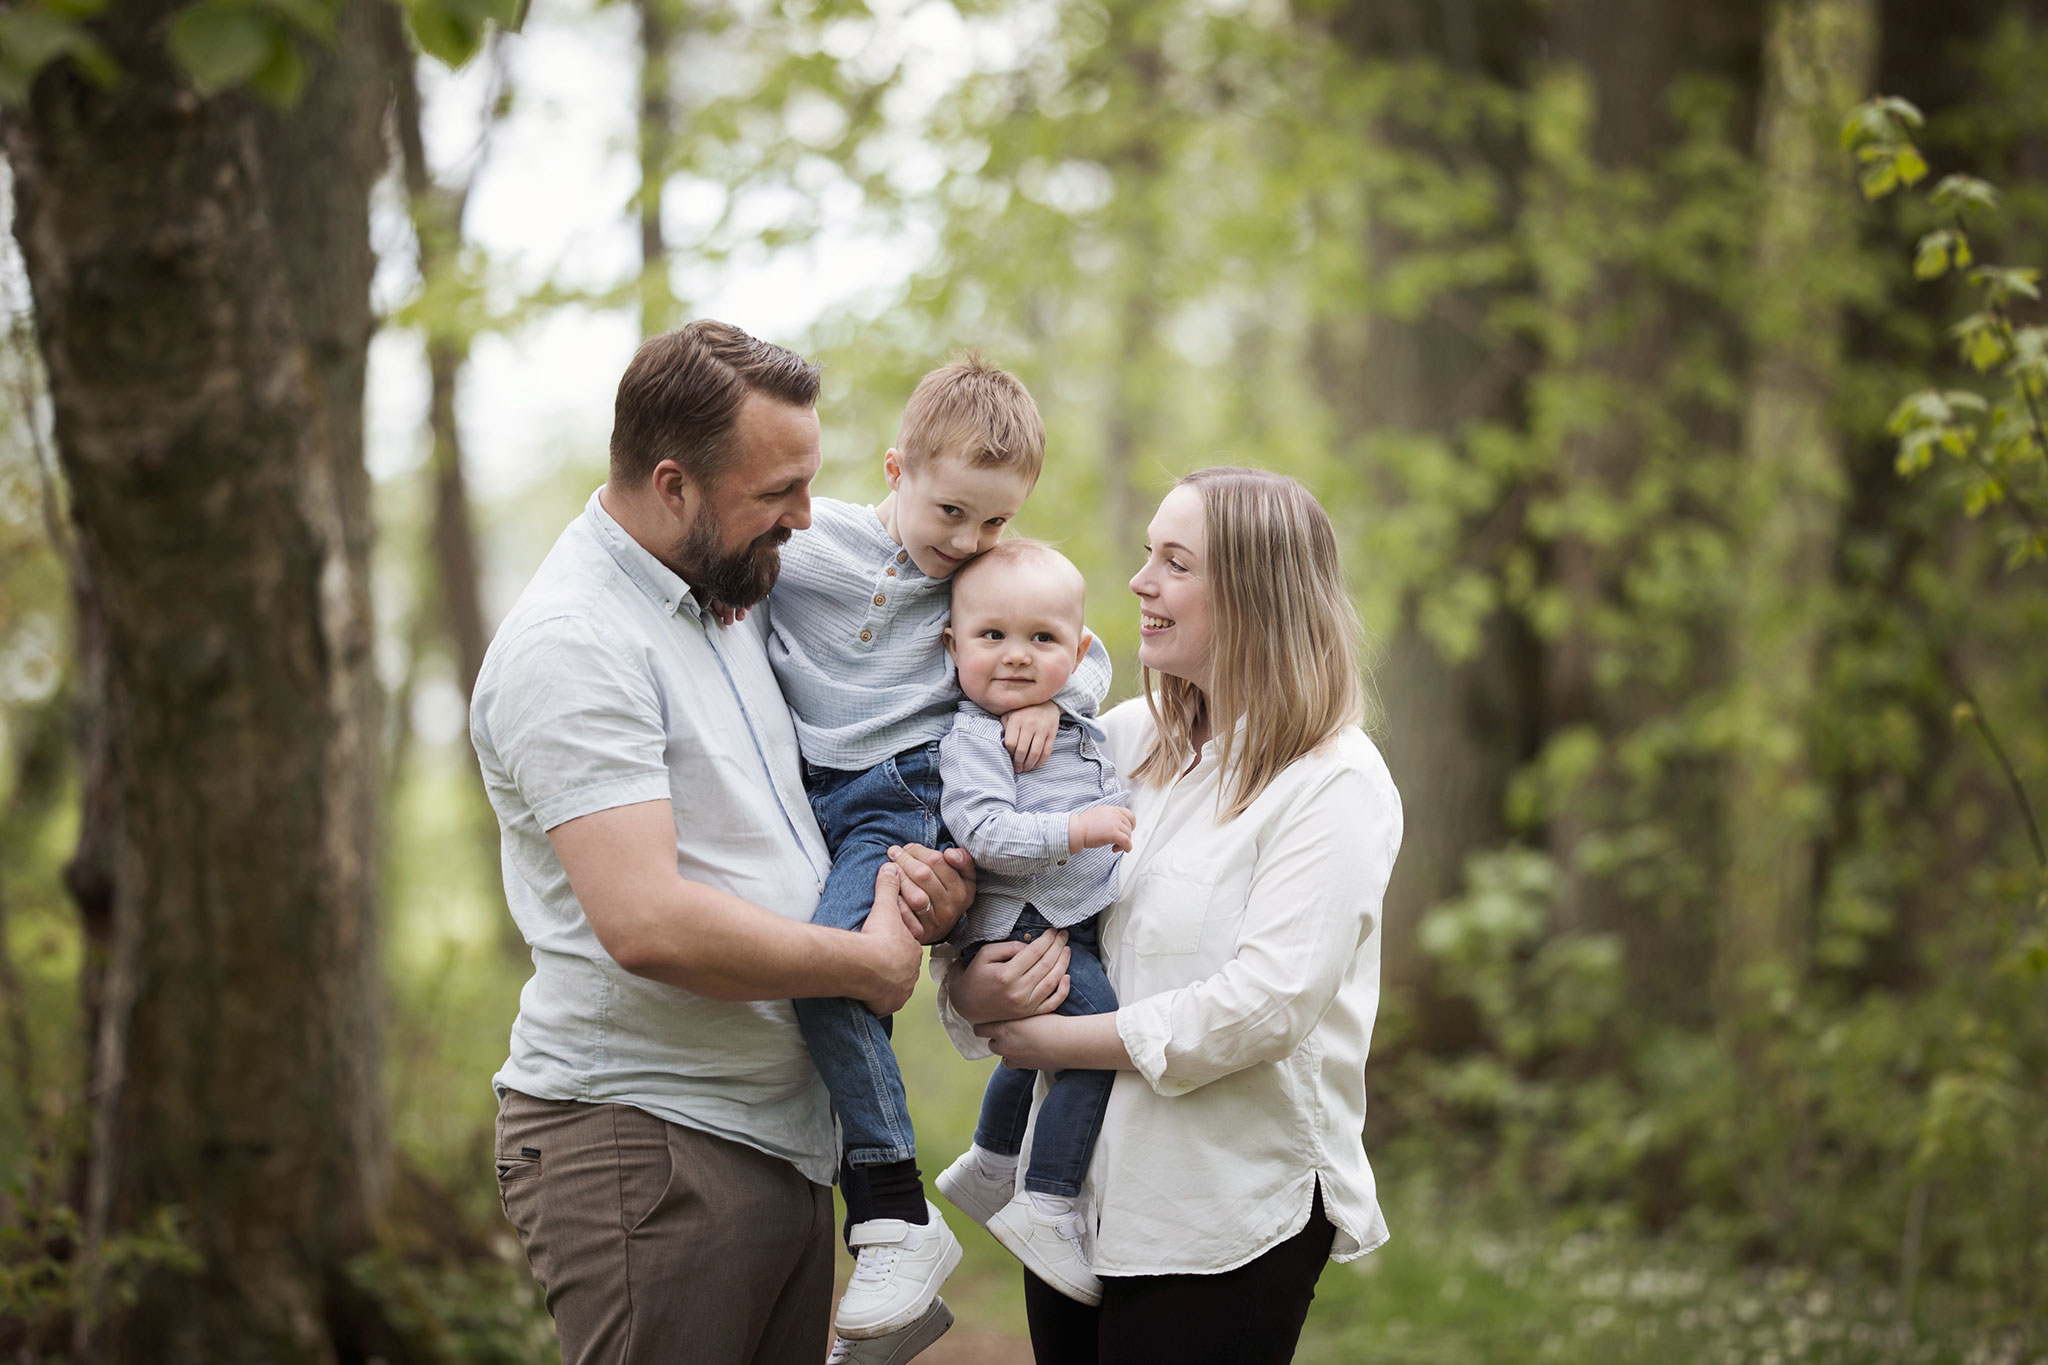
885,567,896,576
897,551,908,564
859,629,873,642
874,593,886,606
1056,858,1068,866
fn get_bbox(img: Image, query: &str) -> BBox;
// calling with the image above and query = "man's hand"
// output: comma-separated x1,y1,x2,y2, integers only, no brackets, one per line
1069,806,1135,853
855,864,922,1016
1001,702,1061,773
885,843,976,944
949,929,1071,1025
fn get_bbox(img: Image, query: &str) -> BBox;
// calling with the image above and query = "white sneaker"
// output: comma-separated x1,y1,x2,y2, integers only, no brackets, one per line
986,1191,1102,1307
826,1296,954,1363
936,1148,1015,1227
833,1202,963,1340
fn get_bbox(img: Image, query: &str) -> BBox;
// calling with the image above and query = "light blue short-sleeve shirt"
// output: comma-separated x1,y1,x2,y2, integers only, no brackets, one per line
470,489,839,1184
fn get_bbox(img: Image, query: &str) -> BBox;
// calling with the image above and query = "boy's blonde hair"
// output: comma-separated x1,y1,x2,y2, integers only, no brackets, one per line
1131,466,1368,820
896,352,1045,481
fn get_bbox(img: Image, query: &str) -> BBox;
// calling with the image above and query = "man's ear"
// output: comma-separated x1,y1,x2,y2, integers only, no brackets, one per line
882,448,904,490
651,459,701,524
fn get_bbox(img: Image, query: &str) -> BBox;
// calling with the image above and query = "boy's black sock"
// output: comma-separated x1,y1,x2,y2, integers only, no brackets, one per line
857,1158,929,1227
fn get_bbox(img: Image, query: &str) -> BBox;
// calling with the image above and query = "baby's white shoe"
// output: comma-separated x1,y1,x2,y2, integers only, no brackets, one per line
986,1190,1102,1306
936,1146,1015,1227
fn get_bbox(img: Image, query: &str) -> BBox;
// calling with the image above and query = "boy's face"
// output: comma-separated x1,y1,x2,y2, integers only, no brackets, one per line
945,563,1090,715
882,450,1035,580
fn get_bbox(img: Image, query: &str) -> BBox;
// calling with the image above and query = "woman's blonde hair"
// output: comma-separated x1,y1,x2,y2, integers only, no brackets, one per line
1131,466,1367,819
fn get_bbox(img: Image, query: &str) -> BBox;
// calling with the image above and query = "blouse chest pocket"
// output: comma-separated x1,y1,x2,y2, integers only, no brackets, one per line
1128,866,1219,956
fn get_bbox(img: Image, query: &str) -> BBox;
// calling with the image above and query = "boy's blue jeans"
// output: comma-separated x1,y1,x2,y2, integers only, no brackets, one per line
962,907,1118,1199
792,743,945,1170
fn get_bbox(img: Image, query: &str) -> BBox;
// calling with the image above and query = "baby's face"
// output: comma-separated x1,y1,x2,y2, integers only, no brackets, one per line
947,562,1089,715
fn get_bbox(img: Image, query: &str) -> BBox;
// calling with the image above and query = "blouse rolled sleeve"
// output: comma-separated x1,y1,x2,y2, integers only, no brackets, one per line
1117,764,1398,1098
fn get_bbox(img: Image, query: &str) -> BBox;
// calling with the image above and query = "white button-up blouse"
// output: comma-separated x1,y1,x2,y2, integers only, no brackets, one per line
941,695,1403,1276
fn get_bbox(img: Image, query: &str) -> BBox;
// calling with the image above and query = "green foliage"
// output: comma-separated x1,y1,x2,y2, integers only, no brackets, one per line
1848,95,2048,570
0,0,115,104
0,1149,202,1353
345,1252,555,1365
0,0,515,110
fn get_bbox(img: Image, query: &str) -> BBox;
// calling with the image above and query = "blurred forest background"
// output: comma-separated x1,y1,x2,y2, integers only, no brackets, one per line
0,0,2045,1359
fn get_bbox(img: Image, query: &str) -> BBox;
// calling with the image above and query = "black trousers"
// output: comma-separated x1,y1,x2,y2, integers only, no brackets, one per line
1022,1186,1338,1365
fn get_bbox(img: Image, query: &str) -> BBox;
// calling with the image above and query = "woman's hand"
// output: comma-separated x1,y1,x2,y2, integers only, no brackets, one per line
949,930,1072,1024
977,1012,1132,1072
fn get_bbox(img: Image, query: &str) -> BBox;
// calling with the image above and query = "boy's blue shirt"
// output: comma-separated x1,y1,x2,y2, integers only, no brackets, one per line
764,496,1110,772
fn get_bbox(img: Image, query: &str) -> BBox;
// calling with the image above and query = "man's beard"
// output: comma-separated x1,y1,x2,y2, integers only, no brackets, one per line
676,507,788,610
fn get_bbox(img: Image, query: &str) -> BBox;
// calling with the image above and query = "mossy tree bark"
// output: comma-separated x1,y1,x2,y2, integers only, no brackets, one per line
3,4,388,1358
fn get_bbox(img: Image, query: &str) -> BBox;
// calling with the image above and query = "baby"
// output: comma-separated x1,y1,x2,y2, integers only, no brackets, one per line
934,540,1132,1308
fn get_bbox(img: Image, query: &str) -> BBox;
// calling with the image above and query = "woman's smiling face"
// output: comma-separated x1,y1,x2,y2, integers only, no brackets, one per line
1129,484,1213,690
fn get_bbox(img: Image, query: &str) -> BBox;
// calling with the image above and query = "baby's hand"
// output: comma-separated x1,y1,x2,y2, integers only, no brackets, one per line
1002,701,1061,773
706,600,747,627
1069,806,1135,853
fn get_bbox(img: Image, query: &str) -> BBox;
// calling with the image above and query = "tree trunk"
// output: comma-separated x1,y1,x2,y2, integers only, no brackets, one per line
1311,0,1545,998
1719,0,1876,1011
636,0,678,337
4,4,387,1357
382,11,495,701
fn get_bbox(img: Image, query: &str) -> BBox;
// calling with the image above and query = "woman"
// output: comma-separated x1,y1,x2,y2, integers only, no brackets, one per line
942,465,1402,1364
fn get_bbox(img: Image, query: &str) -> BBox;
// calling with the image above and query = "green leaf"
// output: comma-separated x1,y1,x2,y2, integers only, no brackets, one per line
1929,173,2000,216
246,30,305,104
0,5,118,99
1894,145,1929,188
169,3,278,94
260,0,340,39
1913,230,1953,281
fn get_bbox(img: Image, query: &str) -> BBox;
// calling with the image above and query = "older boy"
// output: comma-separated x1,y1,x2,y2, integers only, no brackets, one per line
763,356,1108,1340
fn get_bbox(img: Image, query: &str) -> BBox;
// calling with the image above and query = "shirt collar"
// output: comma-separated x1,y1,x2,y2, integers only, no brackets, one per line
584,487,703,621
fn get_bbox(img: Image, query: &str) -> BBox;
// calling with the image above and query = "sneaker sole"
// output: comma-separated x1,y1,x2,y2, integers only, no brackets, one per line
829,1298,955,1364
985,1207,1103,1308
836,1233,964,1340
935,1154,1010,1226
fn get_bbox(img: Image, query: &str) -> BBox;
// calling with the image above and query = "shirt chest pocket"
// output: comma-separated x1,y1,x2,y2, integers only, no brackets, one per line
1128,867,1220,956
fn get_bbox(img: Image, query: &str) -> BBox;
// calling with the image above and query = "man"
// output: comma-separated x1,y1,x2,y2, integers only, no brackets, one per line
471,321,974,1364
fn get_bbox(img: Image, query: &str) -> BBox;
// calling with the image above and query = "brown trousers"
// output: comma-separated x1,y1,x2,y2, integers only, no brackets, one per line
496,1089,835,1365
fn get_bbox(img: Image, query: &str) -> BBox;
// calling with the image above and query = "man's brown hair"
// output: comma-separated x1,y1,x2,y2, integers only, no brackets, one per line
610,320,822,487
895,352,1045,480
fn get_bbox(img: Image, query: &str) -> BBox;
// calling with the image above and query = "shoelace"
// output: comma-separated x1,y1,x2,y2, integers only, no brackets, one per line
848,1244,903,1288
825,1336,857,1364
